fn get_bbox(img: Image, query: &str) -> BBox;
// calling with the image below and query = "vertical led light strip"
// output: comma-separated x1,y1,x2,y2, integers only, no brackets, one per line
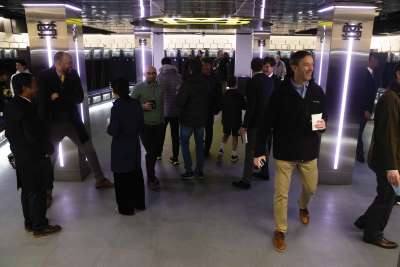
260,0,266,19
317,25,326,85
259,45,263,58
141,42,146,81
46,35,64,167
140,0,145,18
333,37,354,169
74,37,85,123
46,36,53,66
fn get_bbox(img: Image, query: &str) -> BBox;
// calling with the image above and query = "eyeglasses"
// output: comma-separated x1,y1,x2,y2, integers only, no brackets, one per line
146,72,157,75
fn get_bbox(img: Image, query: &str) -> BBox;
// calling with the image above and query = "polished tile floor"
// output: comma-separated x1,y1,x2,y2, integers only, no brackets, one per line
0,102,399,267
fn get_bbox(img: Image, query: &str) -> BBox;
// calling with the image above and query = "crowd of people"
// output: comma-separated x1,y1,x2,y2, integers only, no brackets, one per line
1,49,400,254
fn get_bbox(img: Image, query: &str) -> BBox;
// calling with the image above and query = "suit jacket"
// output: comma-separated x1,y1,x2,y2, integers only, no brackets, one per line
4,96,54,190
243,73,274,129
107,97,144,173
359,68,378,115
368,82,400,172
37,67,89,143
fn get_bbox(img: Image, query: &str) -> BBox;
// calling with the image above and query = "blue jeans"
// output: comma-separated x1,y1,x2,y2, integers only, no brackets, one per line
180,126,205,173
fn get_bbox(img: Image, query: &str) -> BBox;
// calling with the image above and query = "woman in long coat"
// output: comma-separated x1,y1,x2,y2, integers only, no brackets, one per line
108,78,145,215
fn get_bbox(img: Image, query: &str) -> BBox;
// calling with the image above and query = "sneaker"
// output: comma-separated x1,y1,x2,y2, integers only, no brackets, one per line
217,149,224,162
148,178,161,192
33,225,62,238
194,171,205,180
181,171,194,180
231,155,239,163
232,180,251,190
169,157,180,166
25,223,33,233
95,178,114,189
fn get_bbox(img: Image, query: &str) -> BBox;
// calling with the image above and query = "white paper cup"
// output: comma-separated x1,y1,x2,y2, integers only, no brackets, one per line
312,113,323,131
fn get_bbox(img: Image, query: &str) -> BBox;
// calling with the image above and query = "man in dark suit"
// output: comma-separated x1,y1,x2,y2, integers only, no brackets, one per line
37,52,113,195
232,57,275,189
354,65,400,249
4,73,62,237
356,54,379,163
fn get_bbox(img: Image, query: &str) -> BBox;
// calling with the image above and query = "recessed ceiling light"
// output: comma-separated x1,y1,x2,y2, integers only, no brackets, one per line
308,10,313,14
298,11,303,14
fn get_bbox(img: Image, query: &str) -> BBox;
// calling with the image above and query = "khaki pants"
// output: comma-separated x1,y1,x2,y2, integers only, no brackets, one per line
274,159,318,233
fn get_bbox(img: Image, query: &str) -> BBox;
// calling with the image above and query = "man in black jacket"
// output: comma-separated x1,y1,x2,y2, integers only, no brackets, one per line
4,73,62,237
254,51,327,252
37,52,113,193
176,59,209,179
202,58,223,158
232,57,274,189
356,54,379,163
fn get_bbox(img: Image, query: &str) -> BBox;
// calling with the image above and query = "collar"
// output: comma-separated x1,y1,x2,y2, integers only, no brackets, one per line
291,79,309,89
367,67,373,75
18,95,32,103
267,73,274,78
253,71,263,77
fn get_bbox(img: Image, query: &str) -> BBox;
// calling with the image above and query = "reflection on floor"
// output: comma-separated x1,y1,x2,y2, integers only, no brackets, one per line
0,102,399,267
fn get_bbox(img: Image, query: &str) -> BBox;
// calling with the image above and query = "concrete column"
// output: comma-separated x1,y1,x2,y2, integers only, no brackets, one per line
24,4,90,181
134,33,153,82
234,31,253,77
315,3,377,184
152,29,164,73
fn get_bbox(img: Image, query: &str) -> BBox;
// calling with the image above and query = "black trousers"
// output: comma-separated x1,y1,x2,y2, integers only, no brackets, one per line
20,159,49,231
140,124,164,179
114,170,145,215
356,118,367,160
205,115,215,155
357,171,396,241
160,117,180,159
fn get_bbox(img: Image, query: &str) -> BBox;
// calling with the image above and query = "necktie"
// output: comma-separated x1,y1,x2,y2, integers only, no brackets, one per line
60,74,65,83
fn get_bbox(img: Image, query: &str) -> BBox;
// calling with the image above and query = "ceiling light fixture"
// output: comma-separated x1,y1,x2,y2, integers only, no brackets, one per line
147,17,252,26
318,5,376,13
23,3,82,12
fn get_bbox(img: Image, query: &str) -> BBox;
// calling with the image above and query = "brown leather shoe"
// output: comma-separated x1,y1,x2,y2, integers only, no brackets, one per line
273,231,287,252
363,237,399,249
299,208,310,225
95,178,114,189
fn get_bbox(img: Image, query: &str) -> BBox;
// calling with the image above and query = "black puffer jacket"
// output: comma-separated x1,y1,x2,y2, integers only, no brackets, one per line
255,80,327,161
176,74,209,128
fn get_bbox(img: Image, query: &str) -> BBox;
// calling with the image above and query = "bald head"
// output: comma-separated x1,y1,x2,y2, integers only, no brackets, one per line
54,52,73,73
145,66,157,83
